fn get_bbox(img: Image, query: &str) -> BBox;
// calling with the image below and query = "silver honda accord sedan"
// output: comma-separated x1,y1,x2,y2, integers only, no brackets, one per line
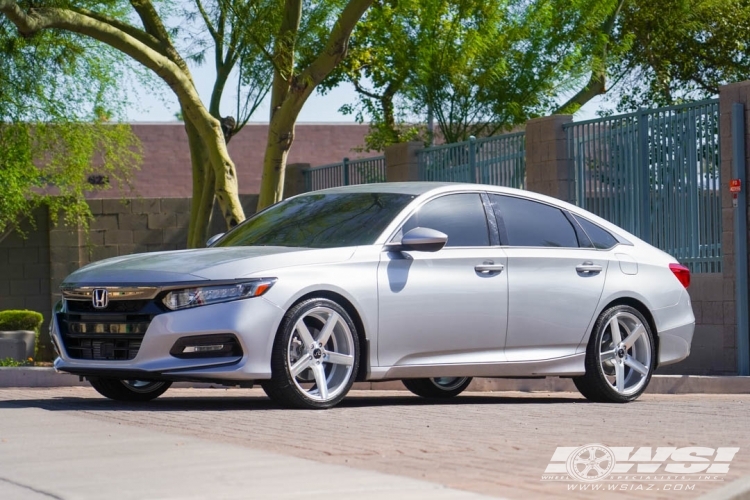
51,182,695,408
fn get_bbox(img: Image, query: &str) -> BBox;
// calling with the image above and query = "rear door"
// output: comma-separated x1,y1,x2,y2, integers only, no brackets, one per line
488,194,608,361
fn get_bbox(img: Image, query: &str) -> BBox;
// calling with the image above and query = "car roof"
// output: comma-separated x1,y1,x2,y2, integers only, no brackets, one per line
313,182,456,196
307,182,639,245
312,181,551,202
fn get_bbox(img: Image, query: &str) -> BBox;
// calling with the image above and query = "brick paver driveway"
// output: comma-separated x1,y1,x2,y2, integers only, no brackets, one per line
1,387,748,499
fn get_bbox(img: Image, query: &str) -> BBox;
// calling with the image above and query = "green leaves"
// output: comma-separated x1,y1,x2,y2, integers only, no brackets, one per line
0,7,140,242
332,0,622,147
0,121,140,242
609,0,750,110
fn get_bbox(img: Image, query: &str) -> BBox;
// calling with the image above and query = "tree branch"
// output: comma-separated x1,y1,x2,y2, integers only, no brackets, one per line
128,0,192,78
270,0,302,117
129,0,171,43
553,0,627,114
0,2,204,122
70,7,163,55
194,0,219,44
351,78,383,100
296,0,373,95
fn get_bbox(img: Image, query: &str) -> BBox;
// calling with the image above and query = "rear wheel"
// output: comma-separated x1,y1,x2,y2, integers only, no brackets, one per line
89,378,171,402
262,298,359,409
402,377,472,398
573,305,655,403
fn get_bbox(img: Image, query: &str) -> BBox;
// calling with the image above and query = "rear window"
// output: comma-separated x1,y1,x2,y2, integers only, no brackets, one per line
572,214,619,249
490,195,579,248
216,192,415,248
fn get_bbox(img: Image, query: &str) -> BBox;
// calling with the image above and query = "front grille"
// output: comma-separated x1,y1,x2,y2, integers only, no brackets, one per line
58,297,165,361
67,300,151,314
64,337,143,361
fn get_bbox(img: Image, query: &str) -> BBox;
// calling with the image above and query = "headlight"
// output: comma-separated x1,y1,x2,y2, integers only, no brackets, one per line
162,279,276,310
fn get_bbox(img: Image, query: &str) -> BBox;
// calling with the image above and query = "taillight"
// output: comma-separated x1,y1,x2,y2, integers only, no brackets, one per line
669,263,691,288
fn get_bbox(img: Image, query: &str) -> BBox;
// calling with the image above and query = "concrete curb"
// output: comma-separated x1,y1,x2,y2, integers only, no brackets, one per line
1,368,749,393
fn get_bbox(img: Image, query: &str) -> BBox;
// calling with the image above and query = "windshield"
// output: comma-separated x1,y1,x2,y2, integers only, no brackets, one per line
215,192,416,248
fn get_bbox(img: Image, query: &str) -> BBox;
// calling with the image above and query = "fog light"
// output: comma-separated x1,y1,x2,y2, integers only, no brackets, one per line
182,345,224,353
169,334,243,359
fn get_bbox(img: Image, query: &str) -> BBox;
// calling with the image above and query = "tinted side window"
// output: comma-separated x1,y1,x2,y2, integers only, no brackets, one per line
216,193,415,248
573,214,619,249
401,193,490,247
490,195,578,247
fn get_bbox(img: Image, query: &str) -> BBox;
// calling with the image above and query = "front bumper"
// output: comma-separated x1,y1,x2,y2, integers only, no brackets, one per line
52,297,285,383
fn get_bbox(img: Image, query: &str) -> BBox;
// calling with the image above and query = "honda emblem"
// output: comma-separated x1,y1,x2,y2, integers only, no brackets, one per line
92,289,109,309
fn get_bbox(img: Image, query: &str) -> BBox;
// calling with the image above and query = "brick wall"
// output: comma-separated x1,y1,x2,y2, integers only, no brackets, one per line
658,274,736,375
92,123,375,199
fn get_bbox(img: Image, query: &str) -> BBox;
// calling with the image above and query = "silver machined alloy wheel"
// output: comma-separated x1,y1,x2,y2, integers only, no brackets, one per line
288,306,355,402
263,298,360,409
574,305,655,403
599,312,652,396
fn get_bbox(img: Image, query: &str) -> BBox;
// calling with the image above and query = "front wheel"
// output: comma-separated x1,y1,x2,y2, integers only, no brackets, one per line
573,305,656,403
89,378,171,402
262,298,360,409
403,377,472,398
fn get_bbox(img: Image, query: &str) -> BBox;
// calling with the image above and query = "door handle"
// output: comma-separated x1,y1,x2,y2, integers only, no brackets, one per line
576,262,602,274
475,261,505,274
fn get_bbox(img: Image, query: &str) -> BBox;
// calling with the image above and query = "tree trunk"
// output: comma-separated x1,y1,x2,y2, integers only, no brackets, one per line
257,109,296,209
184,109,240,247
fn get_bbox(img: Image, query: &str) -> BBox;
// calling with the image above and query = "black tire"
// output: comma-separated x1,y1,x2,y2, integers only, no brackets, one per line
573,305,656,403
402,377,473,398
262,298,360,409
89,378,171,402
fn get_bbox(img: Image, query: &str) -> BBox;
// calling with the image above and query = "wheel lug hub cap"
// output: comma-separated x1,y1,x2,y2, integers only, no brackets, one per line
617,348,625,359
312,348,323,360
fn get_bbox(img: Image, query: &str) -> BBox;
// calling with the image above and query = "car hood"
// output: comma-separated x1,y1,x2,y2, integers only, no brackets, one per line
63,246,356,285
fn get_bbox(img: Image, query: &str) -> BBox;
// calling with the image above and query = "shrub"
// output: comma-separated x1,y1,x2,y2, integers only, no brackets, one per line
0,310,44,332
0,357,33,367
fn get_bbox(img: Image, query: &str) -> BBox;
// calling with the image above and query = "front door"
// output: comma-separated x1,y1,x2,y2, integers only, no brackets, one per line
377,193,508,367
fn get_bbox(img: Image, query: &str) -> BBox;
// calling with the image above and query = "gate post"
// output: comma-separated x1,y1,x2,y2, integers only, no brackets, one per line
384,141,423,182
525,115,574,202
719,80,750,376
637,109,652,243
731,103,749,375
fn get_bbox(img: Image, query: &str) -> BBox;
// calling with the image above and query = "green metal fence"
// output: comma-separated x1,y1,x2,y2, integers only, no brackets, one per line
564,99,722,272
303,155,387,192
417,132,526,189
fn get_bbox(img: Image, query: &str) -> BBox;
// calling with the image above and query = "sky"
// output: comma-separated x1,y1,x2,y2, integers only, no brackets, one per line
125,58,608,124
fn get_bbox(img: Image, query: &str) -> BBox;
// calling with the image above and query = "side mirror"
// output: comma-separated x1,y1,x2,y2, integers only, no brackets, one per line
386,227,448,253
206,233,225,247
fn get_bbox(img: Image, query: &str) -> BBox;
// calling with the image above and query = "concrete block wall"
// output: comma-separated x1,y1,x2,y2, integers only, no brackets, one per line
524,115,573,202
0,208,51,315
658,274,736,375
